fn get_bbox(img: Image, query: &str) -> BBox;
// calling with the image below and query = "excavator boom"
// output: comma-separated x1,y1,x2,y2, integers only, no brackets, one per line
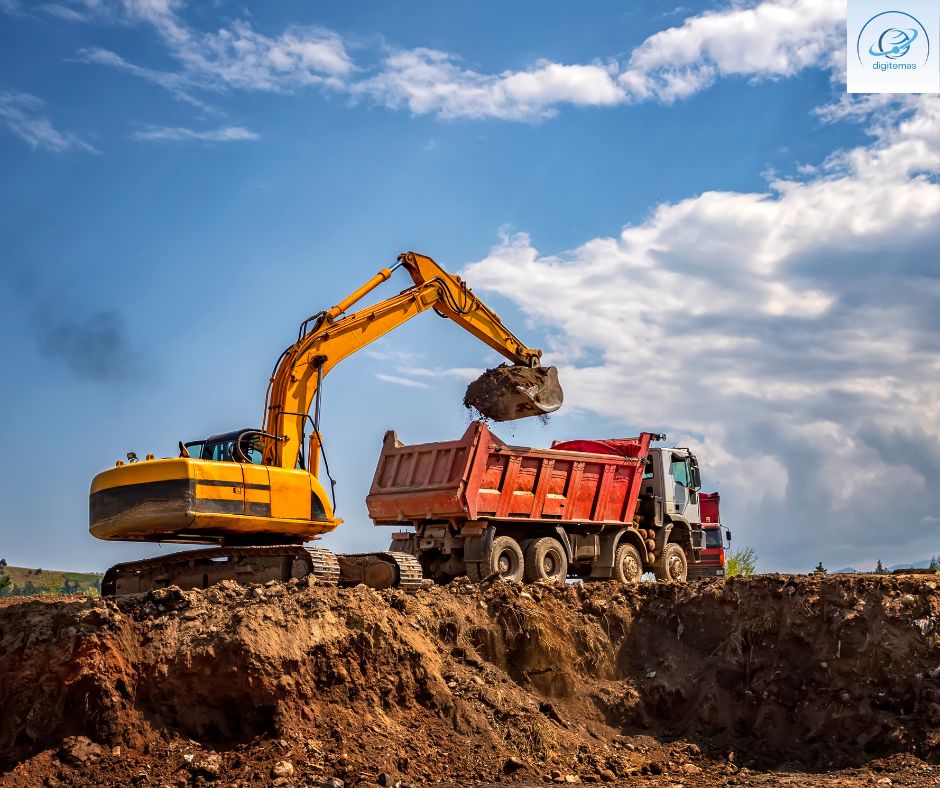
262,251,562,470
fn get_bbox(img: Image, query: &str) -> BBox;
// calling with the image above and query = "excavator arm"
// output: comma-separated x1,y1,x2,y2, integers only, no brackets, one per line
262,251,557,470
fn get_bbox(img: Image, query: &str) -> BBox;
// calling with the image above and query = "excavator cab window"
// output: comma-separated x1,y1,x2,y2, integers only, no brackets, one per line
183,441,206,459
182,431,263,464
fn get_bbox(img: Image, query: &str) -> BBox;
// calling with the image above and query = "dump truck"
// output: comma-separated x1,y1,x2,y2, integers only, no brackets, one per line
368,421,714,583
687,492,731,578
90,252,563,596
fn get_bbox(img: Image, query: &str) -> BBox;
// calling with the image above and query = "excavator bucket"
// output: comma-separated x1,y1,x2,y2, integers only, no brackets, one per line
464,365,564,421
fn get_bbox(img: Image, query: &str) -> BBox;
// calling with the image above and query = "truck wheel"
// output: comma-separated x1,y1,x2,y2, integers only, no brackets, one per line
468,535,524,582
612,543,643,584
654,543,688,582
523,537,568,583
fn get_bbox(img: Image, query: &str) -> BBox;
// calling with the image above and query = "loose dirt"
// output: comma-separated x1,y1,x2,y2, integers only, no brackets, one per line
3,574,940,786
464,365,563,422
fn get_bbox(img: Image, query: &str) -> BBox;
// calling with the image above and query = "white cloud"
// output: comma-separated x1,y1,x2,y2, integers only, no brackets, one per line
112,1,354,94
620,0,845,102
0,90,98,152
462,96,940,570
375,373,430,389
131,124,259,142
74,0,847,121
355,0,846,118
354,50,623,120
77,47,215,111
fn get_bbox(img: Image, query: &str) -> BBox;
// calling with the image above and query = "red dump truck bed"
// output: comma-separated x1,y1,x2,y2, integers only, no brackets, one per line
367,421,655,527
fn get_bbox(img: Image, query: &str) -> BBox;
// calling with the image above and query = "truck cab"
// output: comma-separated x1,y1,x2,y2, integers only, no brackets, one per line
688,491,729,578
637,447,705,560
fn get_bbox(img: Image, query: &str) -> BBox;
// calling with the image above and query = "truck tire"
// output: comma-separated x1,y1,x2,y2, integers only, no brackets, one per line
612,543,643,584
523,537,568,583
654,543,688,582
468,535,524,582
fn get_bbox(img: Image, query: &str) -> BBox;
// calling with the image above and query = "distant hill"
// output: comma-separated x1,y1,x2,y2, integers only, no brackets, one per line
832,559,935,575
0,565,102,597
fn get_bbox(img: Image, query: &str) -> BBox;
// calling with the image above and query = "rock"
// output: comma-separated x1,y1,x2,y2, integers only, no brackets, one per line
376,773,397,787
681,763,701,775
271,779,291,787
598,769,617,782
504,757,525,773
59,736,104,764
540,701,568,727
320,780,344,788
190,751,223,778
271,761,294,778
876,780,892,786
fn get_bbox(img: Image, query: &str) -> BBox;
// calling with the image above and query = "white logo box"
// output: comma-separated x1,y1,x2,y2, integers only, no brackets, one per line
847,0,940,93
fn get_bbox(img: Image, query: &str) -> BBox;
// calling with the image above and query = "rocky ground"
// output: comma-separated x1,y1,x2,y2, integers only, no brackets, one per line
2,574,940,786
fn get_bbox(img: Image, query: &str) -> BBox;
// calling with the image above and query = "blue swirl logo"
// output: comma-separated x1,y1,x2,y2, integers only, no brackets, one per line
870,27,918,58
857,11,930,68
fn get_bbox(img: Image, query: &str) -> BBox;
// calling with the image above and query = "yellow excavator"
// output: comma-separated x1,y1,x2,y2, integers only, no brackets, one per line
90,252,563,596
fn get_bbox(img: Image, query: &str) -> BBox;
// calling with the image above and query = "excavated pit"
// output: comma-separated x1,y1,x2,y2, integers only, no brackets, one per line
3,574,940,786
464,364,563,422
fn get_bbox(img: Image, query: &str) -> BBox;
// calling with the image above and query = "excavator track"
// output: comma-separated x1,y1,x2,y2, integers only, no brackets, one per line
335,550,424,592
102,545,419,597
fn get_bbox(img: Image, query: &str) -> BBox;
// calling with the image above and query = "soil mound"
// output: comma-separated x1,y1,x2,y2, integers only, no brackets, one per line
3,574,940,786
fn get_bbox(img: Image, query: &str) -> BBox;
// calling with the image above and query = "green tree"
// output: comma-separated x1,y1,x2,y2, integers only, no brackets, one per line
725,546,757,577
814,561,827,574
876,559,886,574
929,556,939,571
0,558,7,567
0,574,10,593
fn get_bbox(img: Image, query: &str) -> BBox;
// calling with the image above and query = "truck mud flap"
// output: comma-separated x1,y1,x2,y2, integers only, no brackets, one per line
462,524,495,568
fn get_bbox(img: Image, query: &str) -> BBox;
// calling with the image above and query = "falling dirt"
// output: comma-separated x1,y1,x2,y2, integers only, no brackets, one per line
464,365,564,422
3,574,940,786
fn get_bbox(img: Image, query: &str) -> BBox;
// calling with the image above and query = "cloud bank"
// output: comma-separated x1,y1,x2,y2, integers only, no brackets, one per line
67,0,846,121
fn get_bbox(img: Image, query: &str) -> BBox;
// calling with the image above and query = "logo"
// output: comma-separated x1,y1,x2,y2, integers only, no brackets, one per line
857,11,930,70
869,27,918,59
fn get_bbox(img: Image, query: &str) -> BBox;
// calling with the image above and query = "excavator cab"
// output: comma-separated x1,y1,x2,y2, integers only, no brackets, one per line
182,430,265,464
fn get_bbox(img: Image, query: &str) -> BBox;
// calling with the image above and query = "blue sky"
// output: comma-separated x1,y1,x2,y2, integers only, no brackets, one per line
1,0,938,574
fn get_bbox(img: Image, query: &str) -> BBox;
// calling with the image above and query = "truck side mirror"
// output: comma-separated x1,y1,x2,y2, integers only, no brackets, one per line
725,529,732,545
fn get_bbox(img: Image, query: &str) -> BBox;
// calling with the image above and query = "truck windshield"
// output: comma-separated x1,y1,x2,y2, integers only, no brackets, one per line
704,528,723,548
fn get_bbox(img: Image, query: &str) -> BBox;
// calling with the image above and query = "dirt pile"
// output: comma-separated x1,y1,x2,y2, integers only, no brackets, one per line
464,365,563,421
3,574,940,786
